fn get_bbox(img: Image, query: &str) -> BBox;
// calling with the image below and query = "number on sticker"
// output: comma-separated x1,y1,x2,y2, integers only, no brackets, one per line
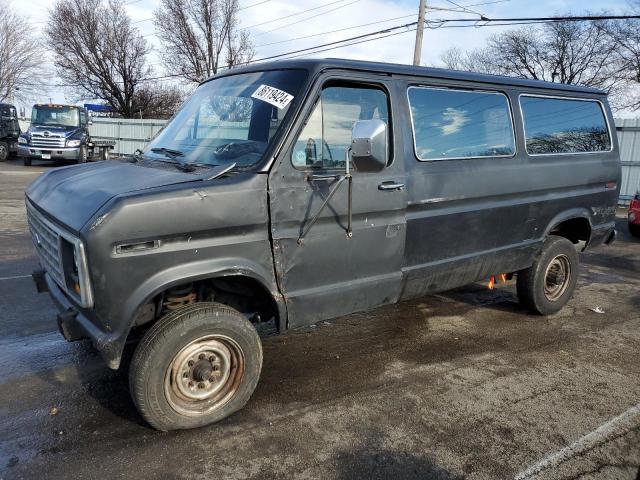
251,84,294,109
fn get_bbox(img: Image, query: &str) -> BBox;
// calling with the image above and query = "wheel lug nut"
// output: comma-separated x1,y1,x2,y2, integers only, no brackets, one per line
188,360,194,367
198,382,205,389
188,381,194,387
199,353,205,360
209,376,216,382
183,372,189,378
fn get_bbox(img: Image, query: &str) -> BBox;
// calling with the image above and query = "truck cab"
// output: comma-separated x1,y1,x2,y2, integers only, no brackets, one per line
18,104,93,166
0,103,20,161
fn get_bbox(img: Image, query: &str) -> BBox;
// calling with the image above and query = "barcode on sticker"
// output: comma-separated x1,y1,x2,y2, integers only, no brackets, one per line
251,84,294,109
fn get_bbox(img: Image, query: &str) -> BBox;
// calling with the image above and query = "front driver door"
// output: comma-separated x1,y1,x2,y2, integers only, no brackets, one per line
268,76,407,328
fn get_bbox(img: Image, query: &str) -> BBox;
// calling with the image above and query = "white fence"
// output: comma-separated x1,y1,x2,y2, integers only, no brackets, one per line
614,118,640,204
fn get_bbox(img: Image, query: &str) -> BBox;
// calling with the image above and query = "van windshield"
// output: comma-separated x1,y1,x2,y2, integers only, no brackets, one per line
31,106,79,127
144,69,307,169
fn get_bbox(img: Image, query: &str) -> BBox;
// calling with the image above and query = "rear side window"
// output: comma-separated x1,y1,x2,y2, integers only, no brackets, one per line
520,96,611,154
407,87,515,161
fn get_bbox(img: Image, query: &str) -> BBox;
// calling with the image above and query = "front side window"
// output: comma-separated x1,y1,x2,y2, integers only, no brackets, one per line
292,85,389,170
146,69,307,168
520,96,611,154
407,87,515,161
31,106,80,128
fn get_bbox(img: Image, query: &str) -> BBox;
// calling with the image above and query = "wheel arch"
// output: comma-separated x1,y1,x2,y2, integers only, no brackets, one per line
544,209,593,250
111,260,287,368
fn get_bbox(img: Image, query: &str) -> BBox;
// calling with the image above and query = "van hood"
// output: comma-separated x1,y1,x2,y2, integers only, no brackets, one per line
26,161,230,232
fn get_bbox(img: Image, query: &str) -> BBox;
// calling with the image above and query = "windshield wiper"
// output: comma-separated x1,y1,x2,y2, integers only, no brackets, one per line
150,147,184,158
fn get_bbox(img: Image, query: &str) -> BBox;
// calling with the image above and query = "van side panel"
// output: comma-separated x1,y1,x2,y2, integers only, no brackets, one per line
398,80,620,300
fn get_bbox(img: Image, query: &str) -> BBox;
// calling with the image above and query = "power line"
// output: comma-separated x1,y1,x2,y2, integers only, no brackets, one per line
256,14,417,48
242,0,354,30
428,14,640,23
253,0,362,37
29,14,640,88
238,0,271,10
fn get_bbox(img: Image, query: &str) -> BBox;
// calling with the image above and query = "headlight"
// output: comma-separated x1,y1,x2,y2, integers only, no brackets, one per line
60,236,93,308
67,139,81,147
18,136,27,144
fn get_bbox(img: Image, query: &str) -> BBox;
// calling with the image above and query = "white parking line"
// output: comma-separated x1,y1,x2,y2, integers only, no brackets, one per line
0,274,31,281
515,403,640,479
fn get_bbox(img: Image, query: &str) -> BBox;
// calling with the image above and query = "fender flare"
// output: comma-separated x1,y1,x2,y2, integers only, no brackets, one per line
122,258,287,331
543,208,593,251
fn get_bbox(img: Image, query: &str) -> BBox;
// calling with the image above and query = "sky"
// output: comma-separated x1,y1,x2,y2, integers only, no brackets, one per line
9,0,634,112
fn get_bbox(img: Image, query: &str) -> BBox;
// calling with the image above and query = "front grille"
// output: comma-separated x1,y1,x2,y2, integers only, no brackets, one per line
26,202,66,288
30,132,65,149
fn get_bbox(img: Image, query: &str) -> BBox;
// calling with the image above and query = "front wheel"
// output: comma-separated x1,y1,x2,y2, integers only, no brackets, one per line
517,236,579,315
23,157,32,166
0,141,8,161
129,303,263,431
630,223,640,238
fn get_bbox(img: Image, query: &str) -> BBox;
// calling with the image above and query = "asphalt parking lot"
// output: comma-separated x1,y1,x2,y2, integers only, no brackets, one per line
0,158,639,480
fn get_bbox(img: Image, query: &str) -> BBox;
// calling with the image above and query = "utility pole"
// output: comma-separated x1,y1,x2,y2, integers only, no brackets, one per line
413,0,427,66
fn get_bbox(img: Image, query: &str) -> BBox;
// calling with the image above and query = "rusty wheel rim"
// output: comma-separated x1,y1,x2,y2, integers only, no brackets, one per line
544,254,571,302
164,335,244,417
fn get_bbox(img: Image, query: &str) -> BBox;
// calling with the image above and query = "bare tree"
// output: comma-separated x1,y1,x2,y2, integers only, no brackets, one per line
0,1,45,104
133,83,186,119
440,45,500,75
154,0,255,83
440,17,626,104
46,0,152,117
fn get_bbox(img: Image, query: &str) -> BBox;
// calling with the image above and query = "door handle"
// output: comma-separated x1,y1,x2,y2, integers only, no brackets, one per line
378,181,405,191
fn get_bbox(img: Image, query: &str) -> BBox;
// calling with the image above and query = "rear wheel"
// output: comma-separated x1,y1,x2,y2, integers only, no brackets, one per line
129,302,262,431
630,223,640,238
0,141,8,161
517,236,579,315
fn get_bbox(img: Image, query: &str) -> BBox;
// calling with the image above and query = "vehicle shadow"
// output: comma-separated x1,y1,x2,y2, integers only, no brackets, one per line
332,428,463,480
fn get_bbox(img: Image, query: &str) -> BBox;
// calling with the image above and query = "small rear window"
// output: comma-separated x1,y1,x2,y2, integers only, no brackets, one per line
520,96,611,155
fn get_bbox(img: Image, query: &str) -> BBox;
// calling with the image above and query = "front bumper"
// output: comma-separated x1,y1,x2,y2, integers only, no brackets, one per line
18,145,80,161
36,270,122,369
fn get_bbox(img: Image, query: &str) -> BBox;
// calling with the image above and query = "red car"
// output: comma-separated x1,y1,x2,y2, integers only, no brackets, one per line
630,192,640,237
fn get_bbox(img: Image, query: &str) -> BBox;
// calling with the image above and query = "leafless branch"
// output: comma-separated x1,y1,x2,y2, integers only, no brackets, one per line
45,0,152,117
154,0,255,83
0,0,45,104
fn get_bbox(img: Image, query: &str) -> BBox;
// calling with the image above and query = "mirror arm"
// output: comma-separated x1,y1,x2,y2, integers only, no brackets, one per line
297,175,348,245
346,147,352,238
297,148,354,245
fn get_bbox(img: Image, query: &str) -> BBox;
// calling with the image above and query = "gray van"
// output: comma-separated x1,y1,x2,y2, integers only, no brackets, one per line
26,59,620,430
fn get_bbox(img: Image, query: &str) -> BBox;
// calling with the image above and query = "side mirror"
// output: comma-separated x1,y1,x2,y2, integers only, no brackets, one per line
350,119,387,173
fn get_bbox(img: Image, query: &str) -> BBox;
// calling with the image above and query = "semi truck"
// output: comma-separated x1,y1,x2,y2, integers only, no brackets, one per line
0,103,20,161
18,104,115,166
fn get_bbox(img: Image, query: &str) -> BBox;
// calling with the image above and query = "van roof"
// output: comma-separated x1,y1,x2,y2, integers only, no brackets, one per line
212,58,605,95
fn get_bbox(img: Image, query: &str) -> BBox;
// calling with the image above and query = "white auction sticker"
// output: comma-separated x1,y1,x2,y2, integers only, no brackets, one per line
251,84,294,109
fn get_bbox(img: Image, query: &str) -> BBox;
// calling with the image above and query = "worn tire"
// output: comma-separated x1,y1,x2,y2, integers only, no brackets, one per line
517,235,579,315
129,302,262,431
0,141,8,161
630,224,640,238
23,157,32,166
